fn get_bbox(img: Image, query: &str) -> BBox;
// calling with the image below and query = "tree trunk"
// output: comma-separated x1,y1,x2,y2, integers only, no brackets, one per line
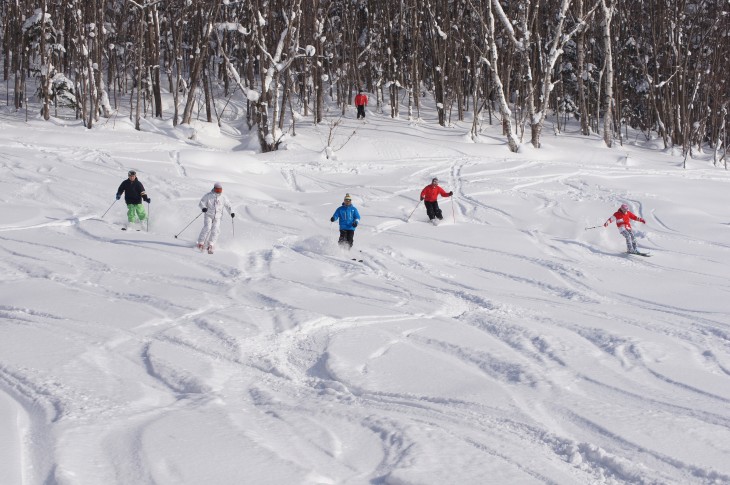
600,0,615,147
148,6,163,117
202,65,212,123
488,0,519,152
39,0,51,120
135,16,144,131
182,4,219,125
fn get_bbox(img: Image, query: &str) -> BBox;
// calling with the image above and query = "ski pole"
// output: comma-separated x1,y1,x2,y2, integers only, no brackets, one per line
231,216,235,238
174,212,203,239
451,196,456,224
584,225,603,230
406,199,421,222
101,199,117,218
146,201,150,232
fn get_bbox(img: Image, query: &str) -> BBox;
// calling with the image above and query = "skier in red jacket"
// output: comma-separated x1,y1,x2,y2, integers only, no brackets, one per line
355,90,368,119
420,178,453,223
604,203,646,254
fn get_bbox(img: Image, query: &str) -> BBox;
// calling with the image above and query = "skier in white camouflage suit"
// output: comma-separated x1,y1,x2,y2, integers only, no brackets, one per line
197,182,234,254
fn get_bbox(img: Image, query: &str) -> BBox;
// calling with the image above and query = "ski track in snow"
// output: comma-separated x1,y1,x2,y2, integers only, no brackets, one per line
1,105,730,484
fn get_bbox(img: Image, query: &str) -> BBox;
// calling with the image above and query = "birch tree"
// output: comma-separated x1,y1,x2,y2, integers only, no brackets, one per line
488,0,519,151
598,0,615,147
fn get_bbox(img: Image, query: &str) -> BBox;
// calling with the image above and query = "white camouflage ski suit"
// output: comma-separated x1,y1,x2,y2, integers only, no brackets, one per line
197,190,233,248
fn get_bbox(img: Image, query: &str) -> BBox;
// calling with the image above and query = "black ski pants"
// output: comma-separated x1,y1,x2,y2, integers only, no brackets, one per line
424,201,443,220
338,229,355,248
356,105,366,119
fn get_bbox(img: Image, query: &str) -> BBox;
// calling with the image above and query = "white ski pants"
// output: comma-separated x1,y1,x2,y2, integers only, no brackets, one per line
198,215,222,247
620,228,637,252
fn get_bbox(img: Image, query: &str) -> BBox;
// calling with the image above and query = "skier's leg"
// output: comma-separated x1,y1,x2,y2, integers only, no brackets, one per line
338,229,348,246
135,203,147,221
434,202,443,219
126,204,136,222
627,229,637,251
425,201,435,220
208,218,222,247
347,230,354,248
620,229,633,253
197,215,212,246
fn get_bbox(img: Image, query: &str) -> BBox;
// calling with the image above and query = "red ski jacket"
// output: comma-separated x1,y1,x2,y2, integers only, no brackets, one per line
606,210,644,231
355,93,368,107
420,184,450,202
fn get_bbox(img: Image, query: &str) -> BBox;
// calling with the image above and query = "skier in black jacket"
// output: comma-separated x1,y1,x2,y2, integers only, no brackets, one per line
116,170,150,225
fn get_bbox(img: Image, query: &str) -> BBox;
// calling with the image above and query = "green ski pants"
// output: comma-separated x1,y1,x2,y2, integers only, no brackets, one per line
126,203,147,222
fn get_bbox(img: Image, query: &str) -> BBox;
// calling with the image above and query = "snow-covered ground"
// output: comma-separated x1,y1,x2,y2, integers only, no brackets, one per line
1,97,729,485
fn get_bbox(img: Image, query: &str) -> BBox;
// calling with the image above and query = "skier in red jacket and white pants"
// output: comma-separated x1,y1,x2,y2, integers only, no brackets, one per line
604,203,646,254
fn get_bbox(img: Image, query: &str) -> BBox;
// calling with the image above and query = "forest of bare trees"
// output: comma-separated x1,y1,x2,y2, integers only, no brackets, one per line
1,0,728,163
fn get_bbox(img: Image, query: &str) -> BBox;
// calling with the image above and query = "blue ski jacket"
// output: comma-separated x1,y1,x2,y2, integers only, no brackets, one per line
332,204,361,230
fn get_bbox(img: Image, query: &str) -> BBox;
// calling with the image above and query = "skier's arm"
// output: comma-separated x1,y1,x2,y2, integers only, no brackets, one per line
603,216,615,227
116,181,126,198
420,188,426,200
138,182,149,202
331,208,340,221
438,187,449,197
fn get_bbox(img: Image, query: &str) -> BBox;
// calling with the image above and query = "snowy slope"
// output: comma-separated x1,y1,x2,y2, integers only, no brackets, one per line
1,100,729,485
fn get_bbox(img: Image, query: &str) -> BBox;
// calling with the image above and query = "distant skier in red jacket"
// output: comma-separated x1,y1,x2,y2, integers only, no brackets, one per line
420,178,453,223
604,203,646,254
355,90,368,119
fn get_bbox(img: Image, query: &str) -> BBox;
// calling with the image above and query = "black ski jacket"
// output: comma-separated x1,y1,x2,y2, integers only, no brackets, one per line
117,179,148,205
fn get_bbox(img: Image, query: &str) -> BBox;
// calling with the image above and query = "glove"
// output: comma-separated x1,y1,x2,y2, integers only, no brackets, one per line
639,218,645,223
330,217,335,222
115,194,120,200
352,220,358,227
202,208,208,213
144,197,150,203
603,222,609,227
231,213,235,218
448,191,453,196
420,196,424,201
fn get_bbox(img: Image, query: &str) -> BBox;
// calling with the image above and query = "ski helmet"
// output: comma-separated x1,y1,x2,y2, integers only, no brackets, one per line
213,182,223,193
620,203,629,211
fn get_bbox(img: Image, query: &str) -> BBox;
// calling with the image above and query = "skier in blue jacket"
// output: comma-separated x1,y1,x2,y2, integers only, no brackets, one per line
330,193,361,249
